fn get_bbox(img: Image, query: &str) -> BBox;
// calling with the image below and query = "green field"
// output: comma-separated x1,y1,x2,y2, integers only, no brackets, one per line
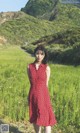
0,45,80,133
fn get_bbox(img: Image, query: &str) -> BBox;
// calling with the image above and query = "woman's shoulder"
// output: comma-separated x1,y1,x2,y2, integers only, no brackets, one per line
45,64,50,71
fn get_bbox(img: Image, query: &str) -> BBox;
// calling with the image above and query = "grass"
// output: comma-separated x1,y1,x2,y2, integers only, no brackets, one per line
0,2,80,45
0,45,34,121
0,45,80,133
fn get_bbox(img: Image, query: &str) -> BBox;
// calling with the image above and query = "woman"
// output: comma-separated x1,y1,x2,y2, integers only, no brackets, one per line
27,45,57,133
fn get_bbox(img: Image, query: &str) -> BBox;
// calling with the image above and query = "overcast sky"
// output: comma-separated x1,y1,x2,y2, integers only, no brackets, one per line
0,0,28,12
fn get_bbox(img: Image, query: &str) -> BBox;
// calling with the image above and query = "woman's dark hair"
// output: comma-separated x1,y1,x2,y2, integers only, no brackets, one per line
34,45,48,64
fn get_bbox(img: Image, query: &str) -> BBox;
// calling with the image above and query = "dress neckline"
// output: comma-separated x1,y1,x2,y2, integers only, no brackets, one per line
33,62,43,71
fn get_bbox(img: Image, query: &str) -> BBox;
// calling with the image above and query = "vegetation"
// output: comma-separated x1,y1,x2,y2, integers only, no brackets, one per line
21,28,80,65
21,0,56,17
21,0,80,21
0,0,80,65
0,45,32,121
0,45,80,133
0,10,79,45
61,0,80,3
0,1,80,132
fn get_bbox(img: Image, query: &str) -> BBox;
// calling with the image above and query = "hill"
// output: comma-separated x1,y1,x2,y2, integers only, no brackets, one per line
0,11,66,45
0,2,80,45
21,0,56,19
0,7,79,45
21,0,80,21
0,0,80,45
0,0,80,65
21,28,80,65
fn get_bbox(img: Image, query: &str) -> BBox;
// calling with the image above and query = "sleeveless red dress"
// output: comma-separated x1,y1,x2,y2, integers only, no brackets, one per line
28,62,57,126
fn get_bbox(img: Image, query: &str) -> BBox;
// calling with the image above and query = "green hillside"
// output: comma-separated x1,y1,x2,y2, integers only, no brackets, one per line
0,0,80,45
21,0,80,22
0,46,80,133
0,10,78,45
21,0,56,18
21,28,80,65
0,0,80,65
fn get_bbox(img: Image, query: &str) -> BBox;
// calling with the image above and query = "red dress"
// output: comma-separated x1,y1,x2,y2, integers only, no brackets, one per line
28,62,57,126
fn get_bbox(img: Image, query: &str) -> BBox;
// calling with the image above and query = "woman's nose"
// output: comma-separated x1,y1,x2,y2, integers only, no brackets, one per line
38,54,41,57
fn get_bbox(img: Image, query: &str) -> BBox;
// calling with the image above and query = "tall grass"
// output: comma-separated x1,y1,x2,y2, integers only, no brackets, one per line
0,45,34,122
49,64,80,127
0,45,80,132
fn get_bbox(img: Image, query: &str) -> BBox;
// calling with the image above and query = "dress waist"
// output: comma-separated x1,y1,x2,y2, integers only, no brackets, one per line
30,83,47,89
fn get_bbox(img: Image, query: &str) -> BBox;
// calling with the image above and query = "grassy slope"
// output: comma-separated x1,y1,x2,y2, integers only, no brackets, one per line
0,2,80,65
0,45,33,120
0,45,80,133
0,11,77,45
22,27,80,65
0,3,80,45
20,3,80,65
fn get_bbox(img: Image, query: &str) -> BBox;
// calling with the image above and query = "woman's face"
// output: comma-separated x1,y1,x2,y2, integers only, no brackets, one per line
35,50,45,63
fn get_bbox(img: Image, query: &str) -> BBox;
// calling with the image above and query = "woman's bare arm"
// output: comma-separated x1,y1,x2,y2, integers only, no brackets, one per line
46,65,50,87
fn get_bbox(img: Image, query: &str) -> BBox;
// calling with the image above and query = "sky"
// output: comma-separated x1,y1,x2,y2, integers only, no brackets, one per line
0,0,28,12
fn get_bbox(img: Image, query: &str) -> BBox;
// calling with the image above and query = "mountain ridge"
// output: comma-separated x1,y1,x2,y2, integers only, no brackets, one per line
21,0,80,20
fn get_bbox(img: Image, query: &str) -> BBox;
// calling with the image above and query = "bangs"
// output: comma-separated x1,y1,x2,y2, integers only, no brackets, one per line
34,45,48,64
